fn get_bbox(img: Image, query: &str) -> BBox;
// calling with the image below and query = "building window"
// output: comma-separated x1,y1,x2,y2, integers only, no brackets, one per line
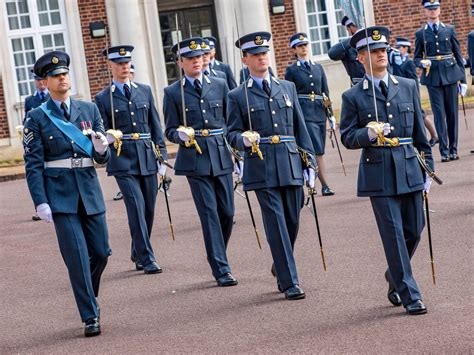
305,0,361,57
3,0,71,98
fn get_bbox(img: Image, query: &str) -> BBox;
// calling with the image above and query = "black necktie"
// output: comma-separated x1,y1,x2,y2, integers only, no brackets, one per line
204,70,210,76
432,23,438,35
40,92,45,101
194,79,202,96
304,61,311,71
262,79,271,97
379,80,388,99
61,102,70,121
124,84,131,100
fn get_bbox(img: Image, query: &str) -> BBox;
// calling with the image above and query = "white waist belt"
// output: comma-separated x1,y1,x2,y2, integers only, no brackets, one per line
44,157,94,169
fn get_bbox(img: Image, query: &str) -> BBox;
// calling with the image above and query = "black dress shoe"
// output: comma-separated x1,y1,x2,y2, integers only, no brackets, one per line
384,271,402,307
284,285,306,300
321,185,335,196
429,137,439,147
84,317,101,337
113,191,123,201
216,273,238,287
32,214,41,221
441,156,450,163
271,263,276,277
143,261,163,274
135,261,143,271
405,300,427,315
449,153,459,161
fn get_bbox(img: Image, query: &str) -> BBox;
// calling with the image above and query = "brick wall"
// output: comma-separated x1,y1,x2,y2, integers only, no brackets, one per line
268,0,297,78
77,0,110,98
0,79,9,139
374,0,473,56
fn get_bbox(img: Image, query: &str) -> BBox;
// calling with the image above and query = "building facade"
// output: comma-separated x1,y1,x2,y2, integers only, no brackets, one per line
0,0,472,159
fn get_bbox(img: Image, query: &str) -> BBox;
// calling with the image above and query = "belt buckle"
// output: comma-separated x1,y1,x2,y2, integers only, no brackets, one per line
71,158,82,168
435,55,442,60
201,129,209,137
271,135,280,144
131,133,140,140
309,93,315,101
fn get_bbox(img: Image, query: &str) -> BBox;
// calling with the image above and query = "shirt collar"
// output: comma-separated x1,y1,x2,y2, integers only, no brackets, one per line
210,59,216,67
113,79,131,95
427,21,440,29
185,74,203,86
365,72,389,91
52,96,71,114
36,89,49,97
250,73,271,90
298,58,309,66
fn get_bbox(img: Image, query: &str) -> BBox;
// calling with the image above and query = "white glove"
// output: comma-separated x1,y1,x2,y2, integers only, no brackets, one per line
329,116,336,130
242,131,260,148
368,122,391,141
423,176,433,194
92,131,108,155
234,160,244,179
157,162,167,177
420,59,432,68
37,203,53,223
458,83,468,97
178,131,191,142
106,132,117,144
303,168,316,189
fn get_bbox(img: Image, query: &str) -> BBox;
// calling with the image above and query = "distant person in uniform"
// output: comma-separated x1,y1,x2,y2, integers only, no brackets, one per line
163,37,237,287
228,31,317,300
393,37,438,147
201,38,228,82
24,70,50,221
414,0,467,162
285,32,335,196
328,15,366,86
340,26,434,315
23,51,111,336
95,45,168,274
204,36,237,90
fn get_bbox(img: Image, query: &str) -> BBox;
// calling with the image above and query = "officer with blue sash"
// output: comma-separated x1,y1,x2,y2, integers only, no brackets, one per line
164,37,237,286
328,16,366,85
340,26,434,315
285,32,335,196
95,45,168,274
414,0,467,162
227,31,316,300
204,36,237,90
23,51,111,336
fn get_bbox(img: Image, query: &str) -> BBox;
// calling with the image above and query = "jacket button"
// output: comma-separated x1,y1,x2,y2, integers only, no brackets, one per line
368,114,372,118
269,98,273,102
49,136,53,139
200,100,204,103
185,108,189,112
129,101,132,105
386,102,390,107
272,111,276,115
71,141,74,144
310,83,314,86
73,153,77,157
251,108,254,112
115,109,118,113
204,120,208,124
202,109,206,113
274,123,278,127
436,42,439,45
309,75,313,78
133,122,136,126
366,158,370,162
389,114,393,119
131,112,134,115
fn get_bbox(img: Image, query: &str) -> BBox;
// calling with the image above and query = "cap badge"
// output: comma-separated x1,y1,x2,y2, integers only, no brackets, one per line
201,42,207,49
371,30,381,41
51,56,59,64
189,41,198,50
119,48,126,56
254,36,264,45
298,34,305,41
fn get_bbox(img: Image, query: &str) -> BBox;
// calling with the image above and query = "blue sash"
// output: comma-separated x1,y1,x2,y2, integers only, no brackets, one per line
39,102,93,158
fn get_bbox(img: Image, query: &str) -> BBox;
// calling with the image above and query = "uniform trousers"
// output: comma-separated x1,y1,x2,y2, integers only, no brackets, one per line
53,198,110,322
115,174,158,266
187,173,234,279
370,191,425,306
427,83,459,156
254,186,304,291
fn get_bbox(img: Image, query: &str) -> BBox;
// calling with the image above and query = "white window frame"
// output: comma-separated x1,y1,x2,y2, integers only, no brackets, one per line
3,0,75,101
293,0,369,63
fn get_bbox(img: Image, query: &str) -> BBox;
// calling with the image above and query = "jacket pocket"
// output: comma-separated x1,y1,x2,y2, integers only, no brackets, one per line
244,102,266,130
358,149,384,192
135,101,149,124
398,102,414,128
287,143,303,179
244,150,266,184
